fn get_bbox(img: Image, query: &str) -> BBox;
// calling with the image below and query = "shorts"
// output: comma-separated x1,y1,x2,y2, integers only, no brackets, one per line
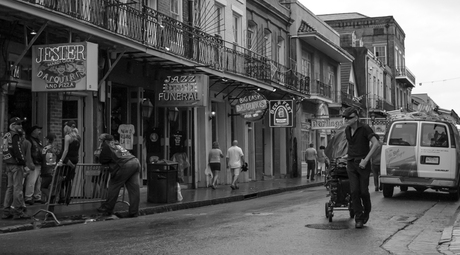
209,162,221,171
231,167,241,176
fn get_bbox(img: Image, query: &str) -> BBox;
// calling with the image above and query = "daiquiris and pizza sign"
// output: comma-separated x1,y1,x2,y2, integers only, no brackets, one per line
31,42,98,92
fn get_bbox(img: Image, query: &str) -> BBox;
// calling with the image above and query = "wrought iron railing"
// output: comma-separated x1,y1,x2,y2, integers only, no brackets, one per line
310,80,333,100
20,0,310,95
395,65,416,85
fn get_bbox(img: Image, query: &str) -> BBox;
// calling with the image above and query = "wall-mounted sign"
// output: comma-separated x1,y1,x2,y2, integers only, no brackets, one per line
156,74,208,107
235,91,267,121
31,42,98,92
311,117,344,129
269,100,294,127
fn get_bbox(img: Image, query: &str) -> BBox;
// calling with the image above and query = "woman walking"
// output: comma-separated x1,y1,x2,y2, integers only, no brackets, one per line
208,141,224,190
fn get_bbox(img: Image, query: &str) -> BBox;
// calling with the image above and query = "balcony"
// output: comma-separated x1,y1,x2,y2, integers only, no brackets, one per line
309,80,334,102
395,66,416,87
8,0,310,96
341,89,362,108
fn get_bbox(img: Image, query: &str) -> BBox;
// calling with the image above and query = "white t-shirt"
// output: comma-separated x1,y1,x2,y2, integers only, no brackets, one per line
226,146,244,168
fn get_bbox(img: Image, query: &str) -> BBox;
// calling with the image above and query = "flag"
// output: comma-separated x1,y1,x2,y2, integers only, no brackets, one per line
353,94,364,103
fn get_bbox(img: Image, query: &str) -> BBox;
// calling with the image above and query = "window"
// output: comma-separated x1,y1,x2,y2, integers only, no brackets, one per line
264,29,272,59
232,12,241,44
277,37,285,65
374,45,386,65
171,0,182,21
215,3,224,37
389,123,417,146
247,21,256,51
421,123,449,147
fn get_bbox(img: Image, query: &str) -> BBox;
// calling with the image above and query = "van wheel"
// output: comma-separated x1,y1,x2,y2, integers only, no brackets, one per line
400,186,408,192
415,187,427,193
449,189,460,201
383,184,394,198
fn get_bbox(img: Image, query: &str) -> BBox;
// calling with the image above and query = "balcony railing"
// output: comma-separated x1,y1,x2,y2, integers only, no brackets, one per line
367,95,388,110
19,0,310,95
395,65,416,86
310,80,333,100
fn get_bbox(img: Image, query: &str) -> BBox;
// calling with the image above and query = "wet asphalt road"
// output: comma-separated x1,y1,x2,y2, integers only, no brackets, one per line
0,184,457,255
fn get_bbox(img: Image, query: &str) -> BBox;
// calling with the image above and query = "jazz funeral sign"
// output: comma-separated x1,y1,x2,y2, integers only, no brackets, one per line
32,42,98,92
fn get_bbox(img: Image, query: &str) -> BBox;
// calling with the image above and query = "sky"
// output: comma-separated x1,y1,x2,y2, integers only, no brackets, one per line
299,0,460,112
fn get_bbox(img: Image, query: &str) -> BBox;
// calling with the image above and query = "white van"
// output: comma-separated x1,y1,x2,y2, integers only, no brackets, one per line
380,117,460,200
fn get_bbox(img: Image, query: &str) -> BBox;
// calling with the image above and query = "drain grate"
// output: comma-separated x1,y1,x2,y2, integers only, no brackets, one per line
306,223,350,230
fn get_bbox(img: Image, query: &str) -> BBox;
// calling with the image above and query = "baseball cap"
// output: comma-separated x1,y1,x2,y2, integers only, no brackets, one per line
342,107,359,118
9,117,25,125
65,120,77,128
99,133,114,142
45,133,56,141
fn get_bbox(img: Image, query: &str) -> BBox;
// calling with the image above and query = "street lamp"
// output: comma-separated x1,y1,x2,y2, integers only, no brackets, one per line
370,111,376,128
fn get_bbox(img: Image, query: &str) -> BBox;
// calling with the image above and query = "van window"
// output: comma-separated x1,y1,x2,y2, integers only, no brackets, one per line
421,123,449,147
389,123,417,146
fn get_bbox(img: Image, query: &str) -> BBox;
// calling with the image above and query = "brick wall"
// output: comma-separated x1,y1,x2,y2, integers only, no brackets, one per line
48,92,64,150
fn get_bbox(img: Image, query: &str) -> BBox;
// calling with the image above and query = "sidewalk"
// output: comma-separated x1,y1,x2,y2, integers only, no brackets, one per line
0,176,326,233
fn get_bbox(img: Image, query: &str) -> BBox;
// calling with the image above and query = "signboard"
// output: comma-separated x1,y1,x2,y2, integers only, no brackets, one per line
235,91,267,121
32,42,98,92
156,74,208,107
311,117,344,129
269,100,294,127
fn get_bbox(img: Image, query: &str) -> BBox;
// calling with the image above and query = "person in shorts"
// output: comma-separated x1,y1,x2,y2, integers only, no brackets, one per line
226,140,245,190
208,141,224,190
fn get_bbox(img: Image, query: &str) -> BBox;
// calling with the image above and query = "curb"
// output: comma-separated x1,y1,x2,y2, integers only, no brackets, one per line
0,182,324,234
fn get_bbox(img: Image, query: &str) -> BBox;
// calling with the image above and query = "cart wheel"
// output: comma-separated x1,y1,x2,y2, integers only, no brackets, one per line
328,212,333,222
327,207,333,222
325,202,329,218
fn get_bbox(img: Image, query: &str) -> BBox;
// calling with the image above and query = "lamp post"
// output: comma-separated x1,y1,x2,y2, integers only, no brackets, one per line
0,79,18,197
370,111,376,129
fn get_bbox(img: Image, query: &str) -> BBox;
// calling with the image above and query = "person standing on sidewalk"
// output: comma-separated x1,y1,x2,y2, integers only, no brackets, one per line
208,141,224,189
2,117,30,220
342,107,379,229
40,133,58,203
226,140,245,190
96,134,140,218
24,125,44,205
305,143,317,180
317,145,329,176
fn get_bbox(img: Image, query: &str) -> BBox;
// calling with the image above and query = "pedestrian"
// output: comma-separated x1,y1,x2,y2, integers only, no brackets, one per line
208,141,224,190
371,134,383,192
40,133,58,203
305,143,317,180
342,107,379,229
317,145,329,176
56,120,81,204
21,132,35,207
2,117,30,220
96,134,140,218
24,125,44,205
226,140,245,190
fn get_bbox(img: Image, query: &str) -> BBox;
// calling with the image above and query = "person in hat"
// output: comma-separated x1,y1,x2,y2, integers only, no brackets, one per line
96,133,140,218
2,117,30,220
40,133,58,203
342,107,379,229
24,125,44,205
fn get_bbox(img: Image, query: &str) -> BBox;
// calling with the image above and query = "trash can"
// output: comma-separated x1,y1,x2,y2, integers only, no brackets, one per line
147,161,178,203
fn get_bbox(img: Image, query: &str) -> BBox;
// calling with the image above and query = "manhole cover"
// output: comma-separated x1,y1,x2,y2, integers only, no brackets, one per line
306,223,350,230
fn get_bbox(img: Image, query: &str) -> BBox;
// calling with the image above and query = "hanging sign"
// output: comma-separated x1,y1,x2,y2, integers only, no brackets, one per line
156,74,209,107
235,91,267,121
31,42,98,92
311,117,344,129
269,100,294,127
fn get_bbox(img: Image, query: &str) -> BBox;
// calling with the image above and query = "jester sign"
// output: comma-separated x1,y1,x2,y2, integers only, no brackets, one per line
31,42,98,92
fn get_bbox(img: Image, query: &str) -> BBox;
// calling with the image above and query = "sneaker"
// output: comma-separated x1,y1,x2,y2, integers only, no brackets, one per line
25,200,34,206
2,212,13,219
97,207,112,215
211,185,216,190
13,211,31,220
355,221,364,229
230,185,235,190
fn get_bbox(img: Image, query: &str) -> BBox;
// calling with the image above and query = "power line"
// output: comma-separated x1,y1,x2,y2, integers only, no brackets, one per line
418,76,460,86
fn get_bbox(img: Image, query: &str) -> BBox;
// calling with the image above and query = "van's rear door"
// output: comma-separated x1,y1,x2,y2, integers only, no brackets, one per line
418,122,456,179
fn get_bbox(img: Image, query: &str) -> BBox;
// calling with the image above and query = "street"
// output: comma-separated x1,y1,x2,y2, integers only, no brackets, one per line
0,183,457,255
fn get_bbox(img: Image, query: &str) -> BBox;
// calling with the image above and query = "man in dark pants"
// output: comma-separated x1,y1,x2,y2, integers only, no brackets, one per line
342,107,379,229
96,134,140,218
